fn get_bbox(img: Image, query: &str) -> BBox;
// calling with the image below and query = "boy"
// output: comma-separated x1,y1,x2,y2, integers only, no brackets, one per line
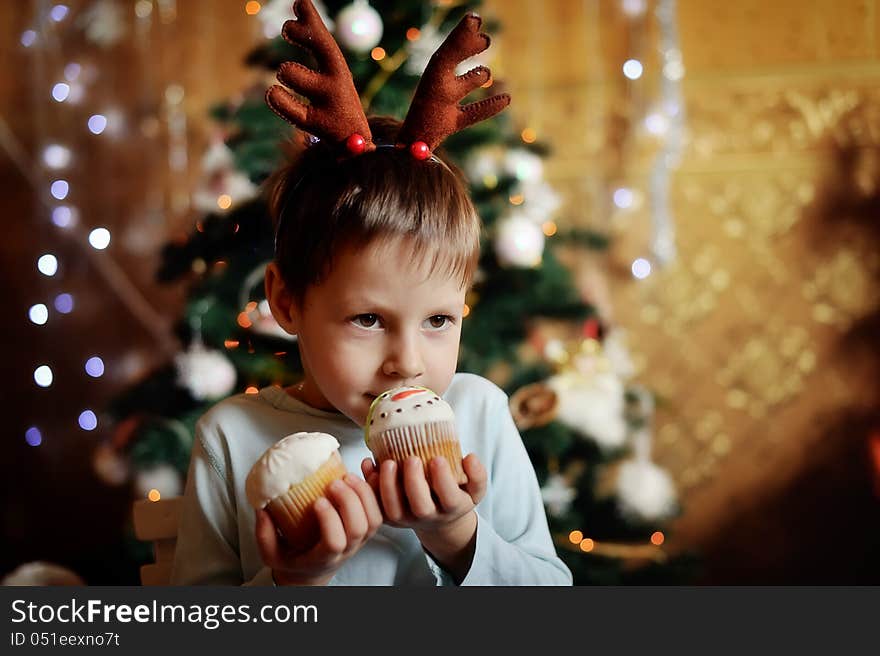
170,1,572,586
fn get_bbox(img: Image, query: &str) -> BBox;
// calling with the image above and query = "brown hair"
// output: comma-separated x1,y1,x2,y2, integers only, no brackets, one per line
266,116,481,303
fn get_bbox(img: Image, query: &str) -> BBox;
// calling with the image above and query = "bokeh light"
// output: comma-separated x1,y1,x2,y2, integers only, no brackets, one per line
28,304,49,325
85,356,105,378
34,365,53,388
88,228,111,250
37,254,58,277
78,410,98,431
25,427,42,447
54,293,74,314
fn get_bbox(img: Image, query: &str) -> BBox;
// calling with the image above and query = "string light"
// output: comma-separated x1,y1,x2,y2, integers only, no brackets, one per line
613,187,635,209
245,1,261,15
37,254,58,277
34,365,53,388
568,530,583,544
579,538,595,552
632,258,652,279
217,194,232,210
28,304,49,325
406,27,421,41
52,83,70,102
21,30,37,47
245,386,259,394
88,227,111,250
87,114,107,135
78,410,98,431
49,5,70,22
135,0,152,19
622,59,643,80
25,427,43,447
84,356,105,378
651,531,665,545
63,62,81,81
43,145,71,169
148,489,161,502
520,127,537,143
371,47,386,61
50,180,69,200
52,206,76,227
224,339,240,349
54,293,74,314
542,221,557,237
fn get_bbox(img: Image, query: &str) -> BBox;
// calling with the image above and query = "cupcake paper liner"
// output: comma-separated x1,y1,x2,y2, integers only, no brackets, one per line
369,420,466,484
266,451,347,553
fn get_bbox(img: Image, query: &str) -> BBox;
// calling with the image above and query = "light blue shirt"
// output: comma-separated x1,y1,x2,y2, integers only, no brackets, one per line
170,373,572,586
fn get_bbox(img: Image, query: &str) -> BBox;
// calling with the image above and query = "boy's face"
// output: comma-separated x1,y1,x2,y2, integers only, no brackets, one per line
267,237,467,427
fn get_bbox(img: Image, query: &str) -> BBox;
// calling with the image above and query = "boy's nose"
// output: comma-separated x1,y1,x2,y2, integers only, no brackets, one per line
382,335,424,381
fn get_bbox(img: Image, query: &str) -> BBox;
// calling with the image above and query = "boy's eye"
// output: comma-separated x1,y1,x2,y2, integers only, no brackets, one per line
423,315,454,330
352,314,381,329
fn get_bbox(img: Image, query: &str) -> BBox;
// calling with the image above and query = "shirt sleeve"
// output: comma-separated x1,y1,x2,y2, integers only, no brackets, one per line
170,419,270,586
455,384,573,586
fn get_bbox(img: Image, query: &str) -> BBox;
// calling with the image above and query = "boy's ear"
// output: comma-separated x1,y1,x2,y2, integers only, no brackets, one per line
264,262,299,335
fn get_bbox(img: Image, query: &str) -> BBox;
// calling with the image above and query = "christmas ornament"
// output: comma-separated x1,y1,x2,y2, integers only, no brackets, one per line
615,457,677,523
192,140,257,214
259,0,334,39
92,442,130,486
1,561,85,586
495,215,545,268
404,23,444,75
509,381,558,430
540,473,576,517
174,339,237,401
548,369,628,450
465,146,503,184
518,180,562,224
334,1,383,54
504,148,544,183
135,464,183,500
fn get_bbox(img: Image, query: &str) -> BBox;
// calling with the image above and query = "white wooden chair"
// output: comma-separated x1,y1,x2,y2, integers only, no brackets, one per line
132,497,182,586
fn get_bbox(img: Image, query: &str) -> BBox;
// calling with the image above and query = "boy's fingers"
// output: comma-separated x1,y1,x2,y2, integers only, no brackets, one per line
327,479,368,543
345,473,383,534
402,456,435,519
314,496,347,554
378,459,405,522
462,453,488,504
429,457,463,513
254,509,281,569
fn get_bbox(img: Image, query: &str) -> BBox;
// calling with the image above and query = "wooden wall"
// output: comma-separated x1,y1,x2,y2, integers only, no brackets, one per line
486,0,880,582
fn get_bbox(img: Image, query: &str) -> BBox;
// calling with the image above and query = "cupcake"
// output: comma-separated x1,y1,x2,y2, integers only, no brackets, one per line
365,386,466,484
245,432,347,553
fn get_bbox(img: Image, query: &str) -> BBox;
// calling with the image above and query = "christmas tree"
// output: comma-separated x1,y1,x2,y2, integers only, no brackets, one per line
103,0,693,585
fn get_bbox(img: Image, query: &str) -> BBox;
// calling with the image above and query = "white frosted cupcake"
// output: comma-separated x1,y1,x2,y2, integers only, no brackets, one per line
245,432,346,553
365,386,466,484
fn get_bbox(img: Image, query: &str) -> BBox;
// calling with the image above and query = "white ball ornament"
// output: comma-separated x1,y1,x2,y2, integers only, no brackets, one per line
615,458,677,523
174,340,237,401
334,1,383,54
495,215,545,268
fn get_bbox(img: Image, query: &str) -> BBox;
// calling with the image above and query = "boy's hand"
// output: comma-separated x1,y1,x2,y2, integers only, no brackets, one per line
254,473,382,586
360,453,488,582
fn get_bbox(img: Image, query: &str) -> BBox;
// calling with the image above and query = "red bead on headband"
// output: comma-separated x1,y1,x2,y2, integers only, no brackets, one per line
265,0,510,159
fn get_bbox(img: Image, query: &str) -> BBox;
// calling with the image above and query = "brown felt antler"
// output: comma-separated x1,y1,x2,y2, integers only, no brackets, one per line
398,13,511,158
265,0,374,154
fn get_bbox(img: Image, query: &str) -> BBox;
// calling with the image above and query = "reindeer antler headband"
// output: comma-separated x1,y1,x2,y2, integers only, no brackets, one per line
265,0,511,160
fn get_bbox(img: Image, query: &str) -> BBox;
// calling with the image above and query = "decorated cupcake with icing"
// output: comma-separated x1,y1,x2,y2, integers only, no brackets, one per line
365,386,466,484
245,432,347,553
